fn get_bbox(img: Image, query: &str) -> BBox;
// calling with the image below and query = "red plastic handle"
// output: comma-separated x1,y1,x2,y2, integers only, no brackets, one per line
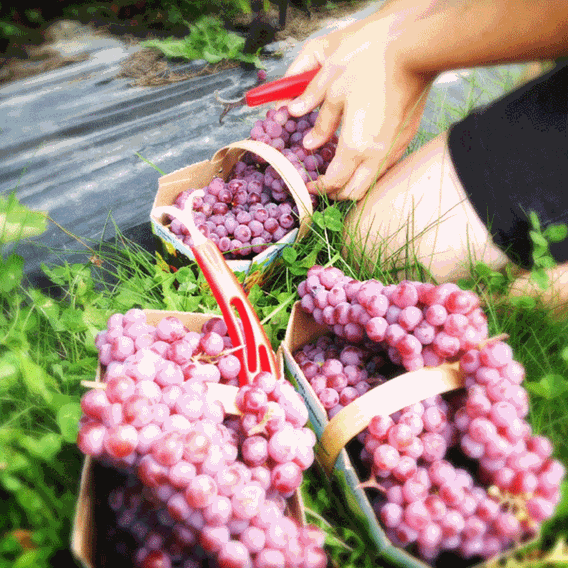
191,240,279,386
245,68,320,107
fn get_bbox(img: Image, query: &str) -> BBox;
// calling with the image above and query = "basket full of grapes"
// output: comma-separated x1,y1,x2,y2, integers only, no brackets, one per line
151,106,335,277
280,266,565,568
72,309,326,568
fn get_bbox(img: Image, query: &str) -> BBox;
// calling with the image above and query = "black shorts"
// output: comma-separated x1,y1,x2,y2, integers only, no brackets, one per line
448,60,568,269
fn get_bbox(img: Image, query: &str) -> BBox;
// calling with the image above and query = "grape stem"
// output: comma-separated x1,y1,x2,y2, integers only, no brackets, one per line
357,476,387,493
246,402,281,436
190,344,244,364
488,484,536,528
476,333,510,350
80,380,106,389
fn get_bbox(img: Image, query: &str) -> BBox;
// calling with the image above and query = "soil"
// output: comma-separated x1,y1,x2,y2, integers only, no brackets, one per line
0,1,372,87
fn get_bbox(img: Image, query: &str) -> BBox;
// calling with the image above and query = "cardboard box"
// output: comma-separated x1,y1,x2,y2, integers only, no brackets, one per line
150,140,313,283
72,309,305,568
280,302,537,568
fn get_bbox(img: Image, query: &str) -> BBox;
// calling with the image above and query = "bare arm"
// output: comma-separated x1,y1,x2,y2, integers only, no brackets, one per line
396,1,568,74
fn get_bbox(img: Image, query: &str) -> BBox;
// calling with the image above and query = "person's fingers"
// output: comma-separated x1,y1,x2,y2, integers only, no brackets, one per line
309,146,364,197
336,160,386,201
302,98,343,150
284,39,327,77
306,177,342,199
287,60,342,118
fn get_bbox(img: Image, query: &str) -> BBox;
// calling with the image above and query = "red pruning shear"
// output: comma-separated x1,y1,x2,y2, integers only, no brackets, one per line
215,68,320,124
156,196,278,387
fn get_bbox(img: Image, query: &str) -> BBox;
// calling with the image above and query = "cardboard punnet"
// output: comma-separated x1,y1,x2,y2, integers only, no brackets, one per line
71,309,306,568
150,140,313,281
280,302,539,568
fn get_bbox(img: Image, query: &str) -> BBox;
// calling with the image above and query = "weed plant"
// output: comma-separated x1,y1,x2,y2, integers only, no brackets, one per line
141,15,262,67
2,63,568,567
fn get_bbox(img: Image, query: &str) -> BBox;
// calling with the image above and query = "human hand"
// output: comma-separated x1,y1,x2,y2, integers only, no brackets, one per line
285,14,436,200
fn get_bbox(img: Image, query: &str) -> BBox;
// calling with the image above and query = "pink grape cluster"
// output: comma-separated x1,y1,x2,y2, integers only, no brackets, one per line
362,341,565,563
457,340,564,527
294,273,565,563
298,266,489,372
166,106,335,261
170,171,301,259
94,310,242,388
361,398,531,563
78,309,326,568
104,472,209,568
249,106,337,188
294,334,396,419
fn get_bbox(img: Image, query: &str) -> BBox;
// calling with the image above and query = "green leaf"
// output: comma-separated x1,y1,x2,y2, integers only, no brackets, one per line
473,261,494,277
59,308,87,332
456,278,474,290
529,230,548,249
26,289,63,331
56,403,82,443
0,254,23,293
40,264,67,286
2,450,30,473
544,223,568,243
0,351,20,391
176,267,198,294
529,210,541,231
1,474,22,492
19,433,62,461
530,267,550,290
322,207,344,232
247,284,262,306
0,194,47,244
526,374,568,400
312,211,325,229
300,247,322,268
12,547,47,568
225,32,244,51
203,50,223,64
289,264,309,276
489,273,506,288
0,533,22,555
535,255,557,270
139,15,253,65
282,247,297,264
510,295,536,310
181,295,204,313
0,23,22,36
17,353,56,406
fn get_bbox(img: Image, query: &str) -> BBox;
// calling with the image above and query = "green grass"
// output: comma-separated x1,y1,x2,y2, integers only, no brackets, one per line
2,62,568,567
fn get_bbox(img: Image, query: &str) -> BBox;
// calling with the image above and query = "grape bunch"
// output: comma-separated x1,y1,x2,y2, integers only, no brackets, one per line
169,171,302,259
457,340,563,526
294,334,401,419
298,265,489,372
104,472,210,568
78,309,327,568
294,274,565,564
166,106,336,260
248,106,337,187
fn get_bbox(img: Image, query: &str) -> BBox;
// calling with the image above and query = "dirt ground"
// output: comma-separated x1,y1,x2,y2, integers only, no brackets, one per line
0,1,372,86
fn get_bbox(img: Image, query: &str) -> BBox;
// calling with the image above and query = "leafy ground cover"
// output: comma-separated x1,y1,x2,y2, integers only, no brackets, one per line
2,68,568,568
